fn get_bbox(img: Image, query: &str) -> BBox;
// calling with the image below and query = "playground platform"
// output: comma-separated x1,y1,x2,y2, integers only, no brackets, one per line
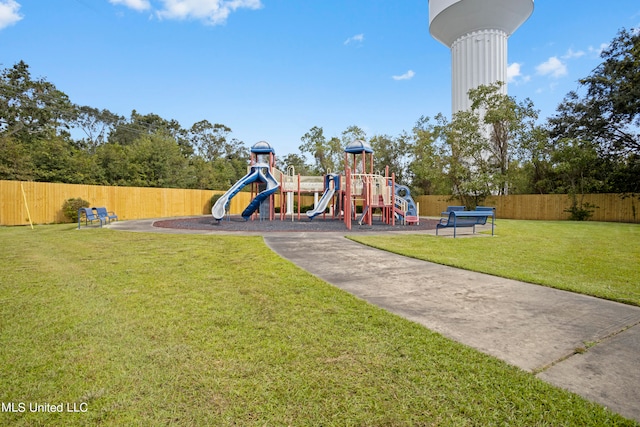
108,218,640,423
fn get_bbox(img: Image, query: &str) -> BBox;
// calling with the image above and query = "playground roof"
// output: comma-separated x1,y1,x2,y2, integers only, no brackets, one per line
344,139,373,154
251,141,275,154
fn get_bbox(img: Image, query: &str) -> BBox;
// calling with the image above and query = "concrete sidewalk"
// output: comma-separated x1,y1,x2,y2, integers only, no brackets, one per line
265,234,640,423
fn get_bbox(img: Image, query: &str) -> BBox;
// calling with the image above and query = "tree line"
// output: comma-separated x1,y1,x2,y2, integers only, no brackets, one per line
1,29,638,208
0,61,249,190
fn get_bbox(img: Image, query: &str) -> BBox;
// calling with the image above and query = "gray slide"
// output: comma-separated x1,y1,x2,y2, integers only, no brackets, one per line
306,187,335,219
212,168,261,220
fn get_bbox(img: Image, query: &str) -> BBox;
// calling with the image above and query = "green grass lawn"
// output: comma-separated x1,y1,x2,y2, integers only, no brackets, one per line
0,224,637,426
350,220,640,307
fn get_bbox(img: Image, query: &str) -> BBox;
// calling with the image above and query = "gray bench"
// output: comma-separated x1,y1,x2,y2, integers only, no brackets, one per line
436,209,495,238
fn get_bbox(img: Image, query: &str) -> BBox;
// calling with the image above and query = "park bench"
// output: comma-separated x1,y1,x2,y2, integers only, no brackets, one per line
94,207,118,224
475,206,496,217
436,208,495,238
78,207,104,229
441,205,466,216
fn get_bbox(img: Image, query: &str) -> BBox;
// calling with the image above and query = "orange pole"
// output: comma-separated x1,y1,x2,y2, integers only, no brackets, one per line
345,168,352,230
391,173,396,226
297,174,301,221
367,176,372,226
277,158,282,221
269,152,275,221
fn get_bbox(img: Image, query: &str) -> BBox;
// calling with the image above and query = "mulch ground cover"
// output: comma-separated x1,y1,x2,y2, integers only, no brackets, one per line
153,215,439,233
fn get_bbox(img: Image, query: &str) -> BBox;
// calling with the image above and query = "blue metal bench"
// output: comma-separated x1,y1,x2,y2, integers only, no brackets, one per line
441,205,466,217
94,207,118,223
78,207,104,229
475,206,496,218
436,209,495,238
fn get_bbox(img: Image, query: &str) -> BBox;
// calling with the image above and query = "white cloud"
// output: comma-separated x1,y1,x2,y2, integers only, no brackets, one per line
392,70,415,81
108,0,151,12
562,48,585,59
344,33,364,45
156,0,263,25
108,0,262,25
0,0,23,30
536,56,567,79
588,43,609,57
507,63,531,85
507,62,521,83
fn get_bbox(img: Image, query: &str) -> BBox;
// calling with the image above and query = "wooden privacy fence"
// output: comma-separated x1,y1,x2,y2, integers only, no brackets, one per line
1,180,638,225
0,180,251,226
415,194,639,223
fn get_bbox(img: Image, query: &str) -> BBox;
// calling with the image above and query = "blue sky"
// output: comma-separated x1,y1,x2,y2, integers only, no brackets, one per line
1,0,639,157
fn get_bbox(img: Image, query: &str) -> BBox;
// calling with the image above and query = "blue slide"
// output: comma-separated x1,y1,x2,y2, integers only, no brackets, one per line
212,165,280,220
241,168,279,219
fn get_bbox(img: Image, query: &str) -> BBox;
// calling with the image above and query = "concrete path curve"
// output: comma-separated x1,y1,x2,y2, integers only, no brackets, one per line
264,233,640,423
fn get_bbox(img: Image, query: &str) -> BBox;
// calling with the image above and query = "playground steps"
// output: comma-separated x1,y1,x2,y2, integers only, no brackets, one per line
405,215,420,225
391,205,419,225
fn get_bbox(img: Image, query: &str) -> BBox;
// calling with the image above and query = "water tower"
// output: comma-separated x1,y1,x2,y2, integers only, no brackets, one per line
429,0,534,113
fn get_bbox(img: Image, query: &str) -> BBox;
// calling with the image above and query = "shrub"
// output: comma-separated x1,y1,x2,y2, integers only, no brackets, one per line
62,198,90,223
564,194,598,221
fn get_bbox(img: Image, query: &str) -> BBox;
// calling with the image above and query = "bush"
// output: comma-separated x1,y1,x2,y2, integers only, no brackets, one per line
564,194,598,221
62,198,90,223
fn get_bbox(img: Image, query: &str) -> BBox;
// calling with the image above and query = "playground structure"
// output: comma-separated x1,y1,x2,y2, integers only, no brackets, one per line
212,140,418,230
211,141,279,221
